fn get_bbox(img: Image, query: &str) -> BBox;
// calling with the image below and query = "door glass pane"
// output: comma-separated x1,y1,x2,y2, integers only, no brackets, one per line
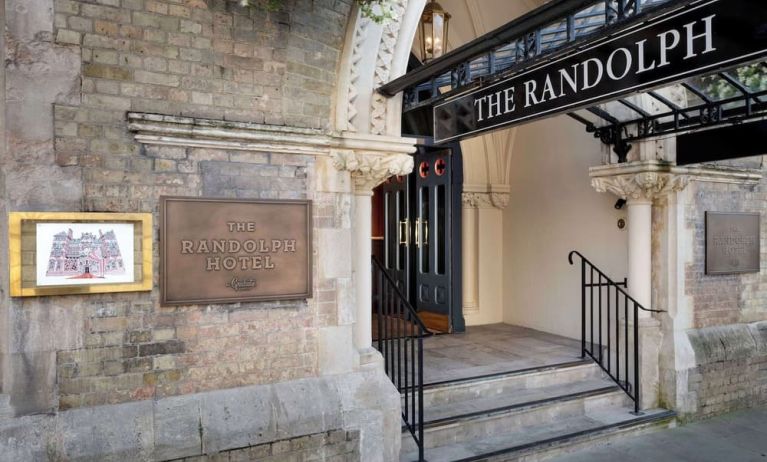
420,186,430,274
398,191,406,271
437,184,446,275
384,191,391,268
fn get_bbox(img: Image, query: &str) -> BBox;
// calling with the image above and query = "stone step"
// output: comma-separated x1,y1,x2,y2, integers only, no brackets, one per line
401,407,675,462
401,380,629,454
416,360,601,409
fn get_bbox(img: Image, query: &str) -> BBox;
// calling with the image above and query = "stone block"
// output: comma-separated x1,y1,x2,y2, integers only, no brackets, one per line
688,324,758,365
56,29,82,45
83,63,132,81
59,400,154,461
135,70,180,87
153,396,202,460
199,385,277,453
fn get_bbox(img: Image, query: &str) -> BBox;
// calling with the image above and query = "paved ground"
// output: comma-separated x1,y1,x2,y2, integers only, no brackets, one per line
555,407,767,461
422,324,582,384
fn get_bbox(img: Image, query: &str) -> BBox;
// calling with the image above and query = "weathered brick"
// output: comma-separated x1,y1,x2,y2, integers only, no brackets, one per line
83,63,132,80
134,70,180,86
56,29,82,45
139,341,186,357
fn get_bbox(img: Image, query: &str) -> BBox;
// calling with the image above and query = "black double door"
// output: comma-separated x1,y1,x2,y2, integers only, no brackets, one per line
382,145,464,333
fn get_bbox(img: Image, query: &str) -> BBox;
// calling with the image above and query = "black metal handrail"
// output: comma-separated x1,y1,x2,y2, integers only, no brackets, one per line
568,251,664,414
372,256,430,461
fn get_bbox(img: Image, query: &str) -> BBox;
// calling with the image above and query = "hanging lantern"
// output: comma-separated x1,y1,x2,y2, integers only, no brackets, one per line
419,0,451,62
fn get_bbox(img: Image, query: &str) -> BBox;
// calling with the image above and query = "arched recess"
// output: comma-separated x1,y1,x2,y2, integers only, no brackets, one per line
332,0,543,331
459,129,515,325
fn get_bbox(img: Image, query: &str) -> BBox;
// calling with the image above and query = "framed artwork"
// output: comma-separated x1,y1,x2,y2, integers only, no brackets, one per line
9,212,152,297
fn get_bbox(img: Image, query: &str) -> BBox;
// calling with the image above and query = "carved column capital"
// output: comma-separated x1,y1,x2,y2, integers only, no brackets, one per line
462,192,510,210
589,161,698,203
332,150,414,193
591,172,691,202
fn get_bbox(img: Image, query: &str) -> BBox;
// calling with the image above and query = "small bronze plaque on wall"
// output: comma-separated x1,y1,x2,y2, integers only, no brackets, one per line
160,197,312,305
706,212,760,275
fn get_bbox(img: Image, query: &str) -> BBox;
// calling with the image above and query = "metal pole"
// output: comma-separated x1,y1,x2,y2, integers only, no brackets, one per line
634,302,640,414
581,259,586,358
418,333,425,462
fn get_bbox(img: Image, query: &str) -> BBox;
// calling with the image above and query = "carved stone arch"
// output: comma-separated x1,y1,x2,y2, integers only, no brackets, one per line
335,0,427,136
460,128,515,208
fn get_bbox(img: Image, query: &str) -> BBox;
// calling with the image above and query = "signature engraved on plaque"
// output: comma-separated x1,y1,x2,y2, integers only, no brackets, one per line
226,276,257,292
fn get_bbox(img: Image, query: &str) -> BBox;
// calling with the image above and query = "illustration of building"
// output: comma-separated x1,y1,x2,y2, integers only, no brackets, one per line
45,229,125,278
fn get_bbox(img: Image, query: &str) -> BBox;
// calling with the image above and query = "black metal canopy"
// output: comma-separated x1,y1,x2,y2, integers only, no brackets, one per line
381,0,767,162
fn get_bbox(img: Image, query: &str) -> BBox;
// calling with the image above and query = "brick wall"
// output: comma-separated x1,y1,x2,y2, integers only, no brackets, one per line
1,0,355,413
677,168,767,418
686,323,767,418
53,0,350,129
684,177,767,328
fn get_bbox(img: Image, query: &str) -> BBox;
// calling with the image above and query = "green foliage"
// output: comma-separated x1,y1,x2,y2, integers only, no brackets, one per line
238,0,396,24
702,64,767,100
357,0,397,24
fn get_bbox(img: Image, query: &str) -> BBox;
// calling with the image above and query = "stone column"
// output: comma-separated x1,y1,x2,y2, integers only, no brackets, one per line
461,202,479,314
591,163,691,410
627,198,653,312
592,169,690,307
333,151,413,363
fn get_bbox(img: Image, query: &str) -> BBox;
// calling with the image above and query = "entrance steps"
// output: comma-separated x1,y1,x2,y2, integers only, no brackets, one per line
400,360,675,461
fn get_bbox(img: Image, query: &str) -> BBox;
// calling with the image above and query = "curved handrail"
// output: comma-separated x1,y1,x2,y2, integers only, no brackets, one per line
371,256,432,335
568,250,665,313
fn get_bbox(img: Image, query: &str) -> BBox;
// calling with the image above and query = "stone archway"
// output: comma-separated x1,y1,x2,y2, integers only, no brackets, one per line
330,1,426,360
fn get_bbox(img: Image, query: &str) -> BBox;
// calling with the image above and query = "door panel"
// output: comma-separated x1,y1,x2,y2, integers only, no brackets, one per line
414,149,453,332
383,175,410,295
381,146,462,334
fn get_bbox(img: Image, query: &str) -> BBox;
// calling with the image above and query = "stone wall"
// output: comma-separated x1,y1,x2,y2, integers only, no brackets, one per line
0,372,399,461
167,429,361,462
0,0,404,460
686,322,767,419
4,0,353,416
685,177,767,328
655,163,767,419
682,173,767,417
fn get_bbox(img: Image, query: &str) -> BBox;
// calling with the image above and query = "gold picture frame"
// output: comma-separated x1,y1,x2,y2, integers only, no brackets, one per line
9,212,153,297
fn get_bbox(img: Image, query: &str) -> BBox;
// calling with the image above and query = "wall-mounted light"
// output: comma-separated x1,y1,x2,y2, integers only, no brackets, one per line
419,0,451,62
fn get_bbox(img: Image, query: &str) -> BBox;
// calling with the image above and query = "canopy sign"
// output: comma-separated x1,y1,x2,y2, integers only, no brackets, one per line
434,0,767,143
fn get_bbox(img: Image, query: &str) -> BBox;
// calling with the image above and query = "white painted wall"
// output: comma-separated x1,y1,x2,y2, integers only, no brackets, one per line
502,116,629,340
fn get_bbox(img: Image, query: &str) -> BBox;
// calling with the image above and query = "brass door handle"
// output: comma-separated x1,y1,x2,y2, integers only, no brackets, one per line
415,218,421,248
415,218,429,248
399,219,409,245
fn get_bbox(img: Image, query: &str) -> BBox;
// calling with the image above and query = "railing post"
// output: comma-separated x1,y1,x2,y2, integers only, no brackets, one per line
633,302,641,415
581,259,586,358
418,333,425,462
571,250,658,416
372,257,428,460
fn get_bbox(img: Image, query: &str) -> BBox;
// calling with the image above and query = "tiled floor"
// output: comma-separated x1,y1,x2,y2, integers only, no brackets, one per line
422,324,582,384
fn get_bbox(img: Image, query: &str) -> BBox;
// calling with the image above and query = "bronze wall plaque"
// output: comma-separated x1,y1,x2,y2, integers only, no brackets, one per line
706,212,760,275
160,197,312,305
